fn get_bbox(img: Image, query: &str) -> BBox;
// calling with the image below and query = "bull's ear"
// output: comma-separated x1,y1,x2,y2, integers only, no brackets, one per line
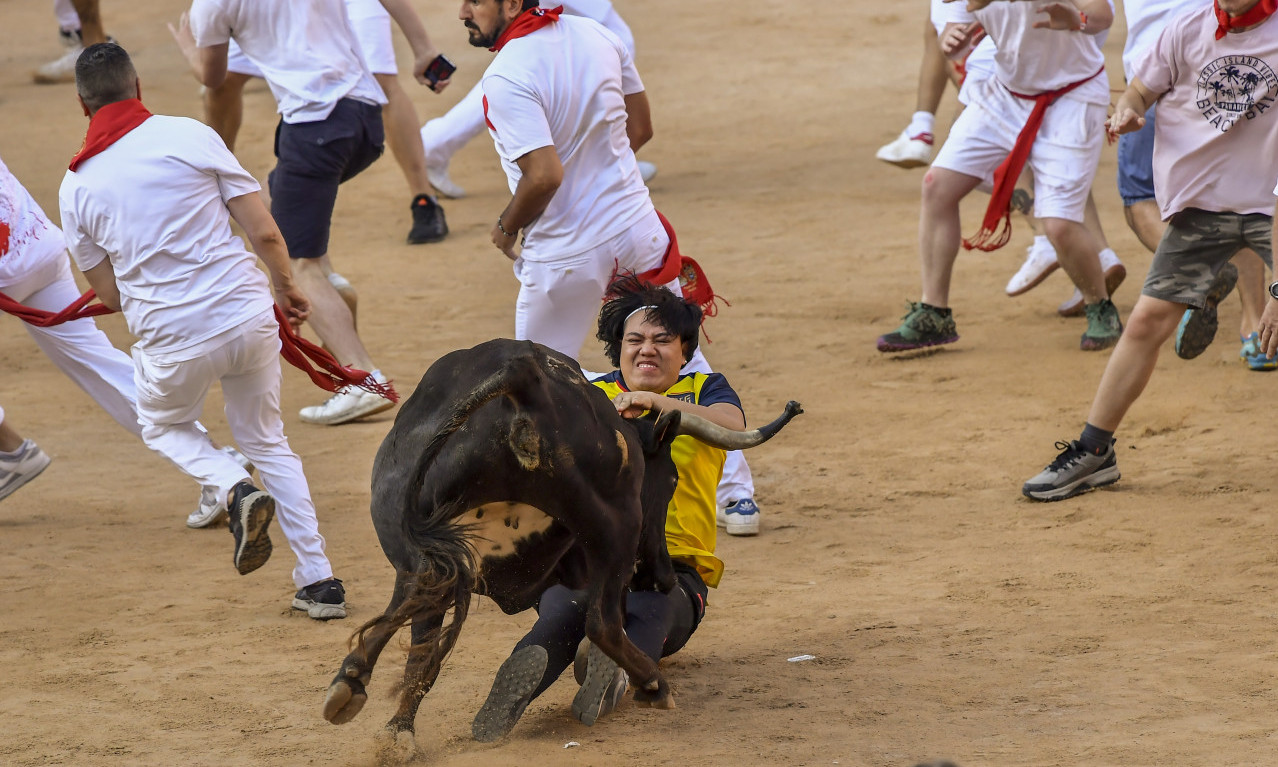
651,409,682,449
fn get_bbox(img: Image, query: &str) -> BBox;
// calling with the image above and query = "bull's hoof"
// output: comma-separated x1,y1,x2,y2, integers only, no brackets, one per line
632,685,675,709
373,727,419,765
323,678,367,725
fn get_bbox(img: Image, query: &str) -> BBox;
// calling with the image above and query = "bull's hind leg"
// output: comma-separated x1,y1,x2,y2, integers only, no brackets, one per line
324,571,415,725
385,609,455,734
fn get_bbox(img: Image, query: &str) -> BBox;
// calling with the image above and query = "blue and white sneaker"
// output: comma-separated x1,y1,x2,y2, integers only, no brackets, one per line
1240,332,1278,371
717,498,760,536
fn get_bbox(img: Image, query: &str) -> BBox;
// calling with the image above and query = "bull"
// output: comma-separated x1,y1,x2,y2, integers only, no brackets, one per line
322,339,801,743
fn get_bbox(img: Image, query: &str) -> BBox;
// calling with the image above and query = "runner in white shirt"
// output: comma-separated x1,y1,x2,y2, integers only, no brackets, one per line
1024,0,1278,501
419,0,654,199
184,0,437,426
876,0,1123,355
60,43,347,619
0,152,246,527
465,0,762,536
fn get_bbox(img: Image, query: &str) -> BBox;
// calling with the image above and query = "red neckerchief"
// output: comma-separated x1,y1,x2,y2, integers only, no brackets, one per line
490,5,562,52
963,68,1103,252
1216,0,1277,40
69,98,153,171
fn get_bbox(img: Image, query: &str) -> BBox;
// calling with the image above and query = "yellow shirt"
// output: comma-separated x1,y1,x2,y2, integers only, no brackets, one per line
592,371,743,588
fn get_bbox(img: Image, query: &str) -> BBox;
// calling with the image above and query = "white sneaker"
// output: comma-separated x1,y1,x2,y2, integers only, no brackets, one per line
187,485,227,528
875,130,933,169
637,160,658,183
1005,238,1059,296
718,498,761,536
427,163,466,199
0,439,52,502
299,386,394,425
33,44,84,85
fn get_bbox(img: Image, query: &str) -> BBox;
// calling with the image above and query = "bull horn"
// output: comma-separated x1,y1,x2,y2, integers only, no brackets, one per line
675,400,803,450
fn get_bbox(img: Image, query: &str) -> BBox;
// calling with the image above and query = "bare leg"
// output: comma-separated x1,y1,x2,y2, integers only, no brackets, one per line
917,19,953,113
1083,192,1111,251
1086,295,1185,430
1234,249,1266,336
919,167,984,307
1043,218,1106,303
292,258,376,371
70,0,105,45
204,72,253,152
375,73,435,199
1124,200,1166,253
0,420,25,453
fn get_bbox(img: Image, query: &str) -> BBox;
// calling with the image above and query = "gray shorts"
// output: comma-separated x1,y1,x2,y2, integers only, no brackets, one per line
1141,208,1273,308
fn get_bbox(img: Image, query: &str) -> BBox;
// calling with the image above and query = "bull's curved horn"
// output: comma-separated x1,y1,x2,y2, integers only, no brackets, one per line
675,400,803,450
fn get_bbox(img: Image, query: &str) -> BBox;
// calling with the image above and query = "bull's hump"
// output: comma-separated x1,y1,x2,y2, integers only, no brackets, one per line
459,502,555,561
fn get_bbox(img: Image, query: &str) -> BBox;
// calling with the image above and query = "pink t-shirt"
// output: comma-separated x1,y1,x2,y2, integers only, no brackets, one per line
1135,8,1278,218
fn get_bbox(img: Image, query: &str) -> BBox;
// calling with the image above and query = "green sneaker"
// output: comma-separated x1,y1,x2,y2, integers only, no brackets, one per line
876,301,958,352
1080,299,1123,351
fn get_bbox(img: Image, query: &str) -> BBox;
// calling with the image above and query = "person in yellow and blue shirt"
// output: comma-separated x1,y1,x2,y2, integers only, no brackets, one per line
472,274,745,742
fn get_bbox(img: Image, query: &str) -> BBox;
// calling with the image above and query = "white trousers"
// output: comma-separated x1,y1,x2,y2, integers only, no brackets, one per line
132,317,332,588
53,0,79,31
513,211,755,506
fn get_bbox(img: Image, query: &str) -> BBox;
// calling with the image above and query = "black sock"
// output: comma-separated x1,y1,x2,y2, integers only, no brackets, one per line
1079,423,1113,455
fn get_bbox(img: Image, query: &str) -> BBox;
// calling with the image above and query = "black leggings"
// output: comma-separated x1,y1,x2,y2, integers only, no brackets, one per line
513,563,708,700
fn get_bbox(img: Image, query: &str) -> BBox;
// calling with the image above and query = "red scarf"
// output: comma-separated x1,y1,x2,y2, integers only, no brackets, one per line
963,68,1103,252
491,5,562,52
0,288,396,401
1216,0,1277,39
633,212,724,320
69,98,152,171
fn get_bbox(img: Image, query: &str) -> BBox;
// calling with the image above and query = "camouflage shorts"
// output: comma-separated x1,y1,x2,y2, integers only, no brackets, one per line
1142,208,1273,308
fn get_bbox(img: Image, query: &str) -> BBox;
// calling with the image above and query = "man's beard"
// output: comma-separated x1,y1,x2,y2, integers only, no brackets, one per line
466,19,506,48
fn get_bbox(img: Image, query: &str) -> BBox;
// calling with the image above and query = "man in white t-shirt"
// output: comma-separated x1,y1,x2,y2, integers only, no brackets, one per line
877,0,1123,354
186,0,437,426
1024,0,1278,501
61,43,347,619
419,0,655,199
0,152,252,528
465,0,763,536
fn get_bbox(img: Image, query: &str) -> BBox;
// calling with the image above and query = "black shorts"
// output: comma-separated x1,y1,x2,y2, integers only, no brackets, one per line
268,98,384,259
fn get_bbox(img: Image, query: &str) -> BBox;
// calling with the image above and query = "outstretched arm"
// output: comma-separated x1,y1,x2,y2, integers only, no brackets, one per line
612,390,746,431
379,0,444,88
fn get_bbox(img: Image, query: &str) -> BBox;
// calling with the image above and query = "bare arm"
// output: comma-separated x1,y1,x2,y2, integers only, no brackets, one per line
1107,77,1159,135
168,11,228,88
82,259,121,312
378,0,442,86
624,91,653,152
490,145,563,259
612,390,747,431
225,191,310,327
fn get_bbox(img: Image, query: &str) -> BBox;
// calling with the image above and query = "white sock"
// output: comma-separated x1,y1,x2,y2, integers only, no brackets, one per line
906,111,936,141
1032,234,1056,260
1098,247,1121,269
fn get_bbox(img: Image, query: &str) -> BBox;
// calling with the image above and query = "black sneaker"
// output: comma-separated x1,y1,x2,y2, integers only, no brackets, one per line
292,578,347,620
571,641,629,726
1174,262,1238,360
1022,439,1121,501
227,480,274,575
876,301,958,352
472,644,548,742
407,194,448,244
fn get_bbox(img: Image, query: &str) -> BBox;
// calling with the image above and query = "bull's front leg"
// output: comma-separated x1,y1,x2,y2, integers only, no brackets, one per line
324,570,415,725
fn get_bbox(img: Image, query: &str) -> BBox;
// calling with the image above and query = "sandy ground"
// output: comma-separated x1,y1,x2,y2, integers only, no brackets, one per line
4,2,1278,766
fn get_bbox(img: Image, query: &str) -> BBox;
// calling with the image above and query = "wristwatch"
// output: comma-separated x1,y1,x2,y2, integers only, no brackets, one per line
1269,281,1278,300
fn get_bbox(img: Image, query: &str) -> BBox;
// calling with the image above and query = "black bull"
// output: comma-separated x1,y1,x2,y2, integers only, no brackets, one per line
322,339,802,735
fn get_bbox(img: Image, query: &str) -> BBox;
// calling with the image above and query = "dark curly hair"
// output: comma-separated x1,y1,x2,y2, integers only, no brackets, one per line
596,273,702,368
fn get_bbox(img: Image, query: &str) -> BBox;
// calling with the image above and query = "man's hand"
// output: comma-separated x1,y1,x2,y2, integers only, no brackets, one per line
167,11,203,81
1033,2,1086,31
612,390,661,419
275,285,311,330
1106,105,1146,137
491,223,519,260
939,22,981,57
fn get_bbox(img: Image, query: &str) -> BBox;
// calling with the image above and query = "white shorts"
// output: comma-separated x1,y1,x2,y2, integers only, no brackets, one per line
932,77,1106,223
226,0,395,78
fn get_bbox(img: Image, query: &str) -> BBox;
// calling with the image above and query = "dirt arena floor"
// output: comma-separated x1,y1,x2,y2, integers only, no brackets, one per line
6,2,1278,765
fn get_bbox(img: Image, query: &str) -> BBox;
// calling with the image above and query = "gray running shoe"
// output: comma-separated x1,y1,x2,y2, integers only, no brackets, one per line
0,439,51,502
473,644,548,742
1080,299,1123,351
571,641,629,726
1174,262,1238,360
1023,439,1120,501
876,302,958,352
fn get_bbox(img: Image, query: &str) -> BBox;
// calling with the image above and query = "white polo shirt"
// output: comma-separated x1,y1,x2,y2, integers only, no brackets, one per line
189,0,385,124
59,116,274,359
944,1,1112,105
0,154,66,288
482,15,653,262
